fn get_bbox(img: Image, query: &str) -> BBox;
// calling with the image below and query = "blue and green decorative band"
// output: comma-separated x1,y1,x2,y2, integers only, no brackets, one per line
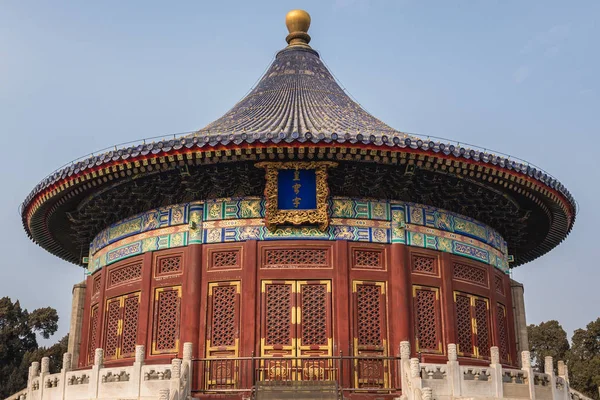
88,197,509,274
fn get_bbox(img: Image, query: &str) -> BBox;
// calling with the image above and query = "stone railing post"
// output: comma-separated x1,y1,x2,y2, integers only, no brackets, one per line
545,356,559,400
38,357,50,400
59,353,72,400
446,344,462,397
129,345,145,399
182,342,193,399
558,361,569,385
170,358,182,400
409,357,424,400
62,353,72,372
521,351,536,400
88,348,104,399
489,346,504,398
399,341,412,399
558,361,570,400
27,361,40,400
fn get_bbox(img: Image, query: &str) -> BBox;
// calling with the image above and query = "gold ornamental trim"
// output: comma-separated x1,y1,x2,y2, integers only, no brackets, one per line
256,161,338,232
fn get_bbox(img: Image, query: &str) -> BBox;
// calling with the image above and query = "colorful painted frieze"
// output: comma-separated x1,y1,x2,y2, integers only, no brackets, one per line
88,197,509,273
90,202,196,254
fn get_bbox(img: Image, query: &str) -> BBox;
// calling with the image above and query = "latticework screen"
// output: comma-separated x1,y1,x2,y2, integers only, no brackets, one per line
413,286,442,353
454,291,491,359
152,286,181,354
497,303,510,363
87,304,99,365
353,281,388,389
103,292,140,361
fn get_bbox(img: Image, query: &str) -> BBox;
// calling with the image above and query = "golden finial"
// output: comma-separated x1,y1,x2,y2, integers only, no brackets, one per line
285,9,311,47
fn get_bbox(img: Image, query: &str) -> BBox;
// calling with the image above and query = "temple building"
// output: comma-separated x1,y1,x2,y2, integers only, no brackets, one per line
16,9,580,400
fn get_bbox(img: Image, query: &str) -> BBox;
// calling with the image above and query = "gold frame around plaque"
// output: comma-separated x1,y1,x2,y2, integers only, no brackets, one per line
255,161,338,232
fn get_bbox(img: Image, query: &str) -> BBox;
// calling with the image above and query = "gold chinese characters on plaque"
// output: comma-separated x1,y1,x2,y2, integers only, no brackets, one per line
255,161,338,232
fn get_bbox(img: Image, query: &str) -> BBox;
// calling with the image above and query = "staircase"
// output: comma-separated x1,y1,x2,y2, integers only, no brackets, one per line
255,380,339,400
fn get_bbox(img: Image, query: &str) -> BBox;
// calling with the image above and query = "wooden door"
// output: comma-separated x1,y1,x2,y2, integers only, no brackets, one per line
260,280,333,381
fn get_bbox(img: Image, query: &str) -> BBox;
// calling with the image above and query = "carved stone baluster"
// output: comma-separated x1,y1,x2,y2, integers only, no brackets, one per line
521,351,536,400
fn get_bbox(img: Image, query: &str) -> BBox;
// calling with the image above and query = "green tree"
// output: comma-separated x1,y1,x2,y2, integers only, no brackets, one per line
568,318,600,400
0,297,60,398
527,320,570,371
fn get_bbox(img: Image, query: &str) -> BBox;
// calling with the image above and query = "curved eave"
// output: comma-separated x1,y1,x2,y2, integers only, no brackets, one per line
21,137,576,267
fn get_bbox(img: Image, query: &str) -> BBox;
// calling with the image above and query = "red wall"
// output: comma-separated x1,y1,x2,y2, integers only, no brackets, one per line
78,241,517,369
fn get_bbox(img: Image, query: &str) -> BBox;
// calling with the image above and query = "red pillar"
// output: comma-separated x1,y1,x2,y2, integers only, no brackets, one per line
389,243,411,353
334,240,351,388
180,244,202,358
78,274,93,368
91,268,107,364
242,240,258,357
440,252,455,356
138,252,153,359
488,266,500,358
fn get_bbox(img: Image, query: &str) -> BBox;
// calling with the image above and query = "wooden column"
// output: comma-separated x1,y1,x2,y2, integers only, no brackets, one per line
389,244,411,352
91,268,107,364
334,240,351,388
138,252,154,359
242,240,258,357
488,265,500,356
78,274,93,368
180,244,202,358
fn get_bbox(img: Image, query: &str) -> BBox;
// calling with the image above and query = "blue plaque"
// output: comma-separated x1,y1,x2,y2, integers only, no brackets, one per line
277,169,317,210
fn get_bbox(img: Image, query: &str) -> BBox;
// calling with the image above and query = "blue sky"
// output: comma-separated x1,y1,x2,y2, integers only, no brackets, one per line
1,1,597,345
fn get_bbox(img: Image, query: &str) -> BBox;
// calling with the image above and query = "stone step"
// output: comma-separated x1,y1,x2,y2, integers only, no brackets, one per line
255,380,338,400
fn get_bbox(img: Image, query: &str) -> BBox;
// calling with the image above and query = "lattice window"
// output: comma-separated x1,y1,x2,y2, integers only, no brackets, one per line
263,249,329,269
264,284,292,345
414,287,441,353
87,305,99,365
108,263,142,287
497,304,509,363
354,282,387,389
301,284,327,345
356,284,383,347
210,286,237,347
102,293,140,360
206,282,239,382
412,256,437,275
152,287,181,354
121,296,139,357
212,251,240,269
453,262,488,287
157,255,182,275
92,275,102,296
455,294,473,355
104,299,121,360
475,299,490,358
455,292,492,359
495,275,505,295
353,249,383,269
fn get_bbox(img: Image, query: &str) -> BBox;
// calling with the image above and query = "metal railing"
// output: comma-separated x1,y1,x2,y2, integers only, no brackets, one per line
191,354,403,397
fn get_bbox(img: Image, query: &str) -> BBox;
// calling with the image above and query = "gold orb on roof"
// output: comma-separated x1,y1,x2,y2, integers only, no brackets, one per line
285,9,312,47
